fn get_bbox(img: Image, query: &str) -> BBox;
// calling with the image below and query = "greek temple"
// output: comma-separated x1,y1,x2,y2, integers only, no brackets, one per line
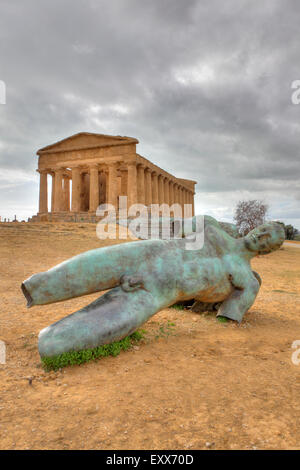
32,132,197,222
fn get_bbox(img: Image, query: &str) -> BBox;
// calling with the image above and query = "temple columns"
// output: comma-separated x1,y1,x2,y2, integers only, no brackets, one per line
178,186,182,207
192,193,195,216
127,162,138,207
63,177,70,211
137,164,145,204
180,187,184,208
164,178,169,205
145,168,152,206
38,161,195,219
99,171,106,205
51,173,55,212
54,168,64,212
38,170,48,213
169,181,174,206
107,163,118,208
174,183,178,205
120,169,128,196
89,165,99,212
71,167,81,213
158,175,164,205
151,172,159,204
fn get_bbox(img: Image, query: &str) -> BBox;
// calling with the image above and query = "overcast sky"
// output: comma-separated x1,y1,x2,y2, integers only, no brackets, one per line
0,0,299,227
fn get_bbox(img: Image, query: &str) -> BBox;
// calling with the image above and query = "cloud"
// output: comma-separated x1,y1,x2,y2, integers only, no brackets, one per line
0,0,299,227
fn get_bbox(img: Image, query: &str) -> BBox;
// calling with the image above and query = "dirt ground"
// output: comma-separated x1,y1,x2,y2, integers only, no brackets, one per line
0,222,299,450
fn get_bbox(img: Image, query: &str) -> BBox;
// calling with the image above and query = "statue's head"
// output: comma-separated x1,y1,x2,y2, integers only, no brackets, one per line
244,222,285,255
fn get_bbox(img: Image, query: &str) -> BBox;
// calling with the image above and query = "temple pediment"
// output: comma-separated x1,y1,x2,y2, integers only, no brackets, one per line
37,132,139,155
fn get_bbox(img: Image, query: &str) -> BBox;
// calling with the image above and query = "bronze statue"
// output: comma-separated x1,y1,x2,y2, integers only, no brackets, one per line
21,216,285,357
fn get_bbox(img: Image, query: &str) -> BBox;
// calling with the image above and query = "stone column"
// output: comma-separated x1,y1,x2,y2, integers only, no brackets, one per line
54,168,64,212
63,177,70,211
51,173,55,212
89,165,99,212
173,183,178,205
127,162,138,207
180,187,184,208
81,173,90,211
158,175,165,205
71,167,81,213
164,178,169,205
178,186,181,207
169,181,174,205
192,192,195,216
179,186,182,206
173,183,177,204
151,172,159,205
99,171,106,205
38,170,48,213
107,162,118,209
137,164,145,204
145,168,152,206
183,189,186,214
179,186,183,207
120,169,128,196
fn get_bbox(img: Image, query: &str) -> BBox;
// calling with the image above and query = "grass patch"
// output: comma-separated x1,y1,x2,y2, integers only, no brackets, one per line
171,303,184,311
155,321,176,339
42,330,146,372
217,316,229,323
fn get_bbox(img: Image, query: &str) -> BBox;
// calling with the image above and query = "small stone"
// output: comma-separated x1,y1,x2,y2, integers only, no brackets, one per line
27,376,33,386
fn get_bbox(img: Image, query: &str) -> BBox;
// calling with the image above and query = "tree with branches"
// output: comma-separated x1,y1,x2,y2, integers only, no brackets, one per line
234,200,268,236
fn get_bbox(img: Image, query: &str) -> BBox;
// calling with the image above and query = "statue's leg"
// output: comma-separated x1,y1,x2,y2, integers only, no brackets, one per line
38,285,161,358
21,244,137,307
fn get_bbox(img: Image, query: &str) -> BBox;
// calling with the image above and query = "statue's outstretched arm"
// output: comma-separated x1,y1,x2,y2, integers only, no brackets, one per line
216,273,260,323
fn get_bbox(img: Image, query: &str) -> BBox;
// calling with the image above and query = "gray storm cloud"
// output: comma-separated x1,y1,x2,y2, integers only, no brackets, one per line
0,0,299,226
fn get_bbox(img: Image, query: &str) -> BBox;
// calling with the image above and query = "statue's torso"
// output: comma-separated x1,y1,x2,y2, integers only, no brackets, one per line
127,224,251,304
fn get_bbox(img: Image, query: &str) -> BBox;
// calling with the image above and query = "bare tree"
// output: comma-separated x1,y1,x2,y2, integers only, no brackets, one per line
234,200,268,235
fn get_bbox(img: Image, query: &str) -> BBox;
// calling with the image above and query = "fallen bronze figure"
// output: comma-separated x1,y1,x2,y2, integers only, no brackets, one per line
21,216,285,358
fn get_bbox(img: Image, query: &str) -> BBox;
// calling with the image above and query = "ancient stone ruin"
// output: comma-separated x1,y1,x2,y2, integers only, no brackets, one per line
31,132,197,222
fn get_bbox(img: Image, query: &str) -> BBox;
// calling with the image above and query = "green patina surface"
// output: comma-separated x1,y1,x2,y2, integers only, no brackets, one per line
21,215,285,358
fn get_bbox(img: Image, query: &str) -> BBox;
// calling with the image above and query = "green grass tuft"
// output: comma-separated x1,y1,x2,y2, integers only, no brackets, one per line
217,316,229,323
41,330,145,372
171,303,184,310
